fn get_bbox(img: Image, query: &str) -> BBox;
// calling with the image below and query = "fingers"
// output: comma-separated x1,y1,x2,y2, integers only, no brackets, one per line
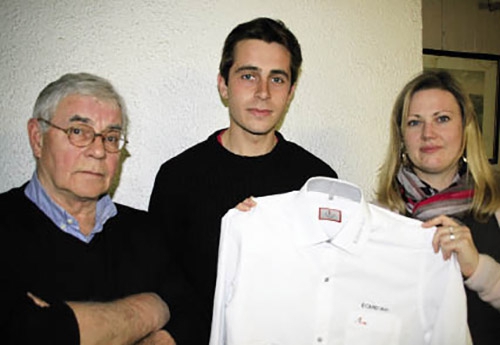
422,214,449,229
433,225,459,259
136,330,176,345
424,215,458,253
235,197,257,212
27,292,50,308
426,216,480,277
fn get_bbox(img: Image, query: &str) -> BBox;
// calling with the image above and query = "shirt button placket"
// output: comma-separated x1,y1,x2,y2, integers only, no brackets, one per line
315,275,331,344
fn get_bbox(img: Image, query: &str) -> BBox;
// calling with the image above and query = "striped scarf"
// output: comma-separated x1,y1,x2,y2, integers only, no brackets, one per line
397,166,474,221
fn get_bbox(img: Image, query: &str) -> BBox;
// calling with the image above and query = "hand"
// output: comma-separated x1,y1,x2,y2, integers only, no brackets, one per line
27,292,50,308
423,215,480,278
135,330,176,345
235,197,256,211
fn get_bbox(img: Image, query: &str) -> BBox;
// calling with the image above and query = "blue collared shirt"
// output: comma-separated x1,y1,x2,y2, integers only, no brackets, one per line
24,172,118,243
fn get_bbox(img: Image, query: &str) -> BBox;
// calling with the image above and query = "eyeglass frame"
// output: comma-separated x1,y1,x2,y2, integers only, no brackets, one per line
37,117,128,153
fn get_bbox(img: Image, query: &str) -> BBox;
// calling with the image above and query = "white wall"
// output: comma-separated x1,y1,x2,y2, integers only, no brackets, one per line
0,0,422,210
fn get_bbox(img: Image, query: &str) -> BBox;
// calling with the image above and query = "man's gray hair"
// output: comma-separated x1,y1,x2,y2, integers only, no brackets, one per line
33,73,128,134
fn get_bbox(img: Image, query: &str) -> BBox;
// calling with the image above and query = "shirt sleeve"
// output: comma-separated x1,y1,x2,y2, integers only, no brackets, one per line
209,210,241,345
424,254,471,345
465,254,500,310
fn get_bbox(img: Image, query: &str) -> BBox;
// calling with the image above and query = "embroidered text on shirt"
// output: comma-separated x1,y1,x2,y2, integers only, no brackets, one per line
361,302,389,312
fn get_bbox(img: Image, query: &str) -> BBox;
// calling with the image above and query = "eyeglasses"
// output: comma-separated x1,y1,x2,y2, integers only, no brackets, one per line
37,118,128,153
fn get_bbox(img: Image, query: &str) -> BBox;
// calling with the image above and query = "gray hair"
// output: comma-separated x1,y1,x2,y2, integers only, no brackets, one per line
33,72,128,134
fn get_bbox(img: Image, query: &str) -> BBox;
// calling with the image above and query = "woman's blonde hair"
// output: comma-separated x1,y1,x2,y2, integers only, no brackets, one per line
376,70,500,221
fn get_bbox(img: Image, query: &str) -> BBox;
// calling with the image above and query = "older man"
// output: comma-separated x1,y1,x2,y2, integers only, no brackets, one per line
0,73,200,344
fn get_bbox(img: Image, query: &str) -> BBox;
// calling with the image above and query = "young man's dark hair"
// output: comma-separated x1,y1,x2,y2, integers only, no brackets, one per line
219,17,302,87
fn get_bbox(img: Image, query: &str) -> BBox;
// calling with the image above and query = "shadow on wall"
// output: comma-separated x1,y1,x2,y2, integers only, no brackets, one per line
109,147,131,198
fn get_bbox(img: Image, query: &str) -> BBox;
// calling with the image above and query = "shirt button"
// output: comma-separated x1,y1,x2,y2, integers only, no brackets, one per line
60,224,67,230
67,219,73,224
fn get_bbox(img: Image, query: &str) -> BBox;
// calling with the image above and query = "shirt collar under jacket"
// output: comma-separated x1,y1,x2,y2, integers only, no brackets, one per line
288,177,371,256
24,172,117,243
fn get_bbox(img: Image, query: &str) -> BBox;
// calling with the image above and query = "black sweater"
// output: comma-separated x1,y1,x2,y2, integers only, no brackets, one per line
0,185,204,344
462,214,500,345
149,130,337,342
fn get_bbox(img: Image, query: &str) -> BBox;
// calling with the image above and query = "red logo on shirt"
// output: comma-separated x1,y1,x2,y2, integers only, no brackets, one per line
318,208,341,222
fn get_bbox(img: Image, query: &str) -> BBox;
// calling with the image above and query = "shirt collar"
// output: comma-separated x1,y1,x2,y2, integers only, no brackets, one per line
24,172,117,243
289,177,372,255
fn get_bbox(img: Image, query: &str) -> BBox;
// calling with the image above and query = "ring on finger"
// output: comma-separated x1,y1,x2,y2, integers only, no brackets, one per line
450,233,456,241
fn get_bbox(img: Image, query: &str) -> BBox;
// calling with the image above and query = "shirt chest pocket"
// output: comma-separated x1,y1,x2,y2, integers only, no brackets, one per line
343,310,402,345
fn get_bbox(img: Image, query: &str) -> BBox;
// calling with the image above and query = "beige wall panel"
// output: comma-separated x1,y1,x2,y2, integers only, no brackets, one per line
424,0,500,54
423,0,444,48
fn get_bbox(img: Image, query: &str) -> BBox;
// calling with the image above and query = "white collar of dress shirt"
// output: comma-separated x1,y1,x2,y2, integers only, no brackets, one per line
288,177,372,255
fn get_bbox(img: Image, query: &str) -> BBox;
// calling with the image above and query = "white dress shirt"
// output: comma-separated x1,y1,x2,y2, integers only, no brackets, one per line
210,177,470,345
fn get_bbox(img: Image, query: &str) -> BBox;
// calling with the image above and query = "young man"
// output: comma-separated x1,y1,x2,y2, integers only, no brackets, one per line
1,73,202,344
149,17,337,342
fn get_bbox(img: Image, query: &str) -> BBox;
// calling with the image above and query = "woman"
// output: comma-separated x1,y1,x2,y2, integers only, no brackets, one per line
376,70,500,344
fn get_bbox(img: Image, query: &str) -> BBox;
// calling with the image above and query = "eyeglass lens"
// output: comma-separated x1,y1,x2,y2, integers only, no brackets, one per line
68,124,124,152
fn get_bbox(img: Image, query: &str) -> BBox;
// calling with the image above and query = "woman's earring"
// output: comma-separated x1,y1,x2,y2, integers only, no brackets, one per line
400,145,410,168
